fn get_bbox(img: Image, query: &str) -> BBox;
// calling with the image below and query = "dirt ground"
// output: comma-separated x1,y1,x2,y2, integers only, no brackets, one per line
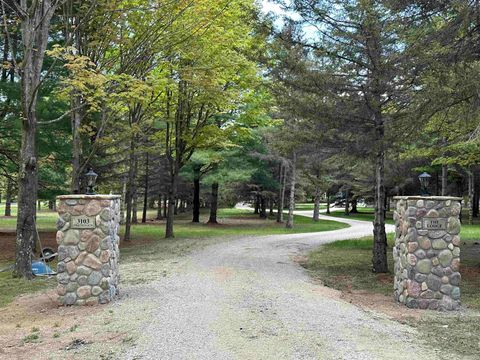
0,232,58,263
0,290,112,360
293,254,425,323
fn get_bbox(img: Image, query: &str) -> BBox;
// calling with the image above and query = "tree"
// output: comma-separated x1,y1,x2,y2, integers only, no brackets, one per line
272,0,423,272
2,0,62,279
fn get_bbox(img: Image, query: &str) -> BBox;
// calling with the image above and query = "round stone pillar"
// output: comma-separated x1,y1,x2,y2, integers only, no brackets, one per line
393,196,462,310
55,195,121,306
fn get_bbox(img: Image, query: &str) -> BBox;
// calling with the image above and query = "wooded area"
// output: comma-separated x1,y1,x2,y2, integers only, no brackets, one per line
1,0,480,279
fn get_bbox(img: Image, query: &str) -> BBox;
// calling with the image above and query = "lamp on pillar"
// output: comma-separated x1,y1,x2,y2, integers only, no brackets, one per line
85,168,98,195
418,172,431,196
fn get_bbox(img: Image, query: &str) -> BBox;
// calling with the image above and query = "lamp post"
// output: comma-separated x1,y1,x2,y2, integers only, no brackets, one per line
85,168,98,195
418,172,431,196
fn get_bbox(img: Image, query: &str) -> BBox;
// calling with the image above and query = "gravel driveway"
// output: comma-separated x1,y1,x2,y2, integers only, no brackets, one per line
119,212,451,360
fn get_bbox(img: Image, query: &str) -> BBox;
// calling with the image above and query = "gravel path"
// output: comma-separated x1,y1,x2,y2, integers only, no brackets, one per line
120,212,446,360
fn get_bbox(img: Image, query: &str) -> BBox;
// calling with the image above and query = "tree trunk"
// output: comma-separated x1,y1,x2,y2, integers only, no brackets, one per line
70,94,83,193
132,194,138,223
286,153,296,229
473,181,479,218
5,177,12,217
277,163,287,223
313,185,320,222
14,0,57,277
124,140,136,241
372,143,388,273
132,156,138,224
165,174,178,238
15,114,38,278
1,27,9,82
351,198,358,213
208,182,219,224
163,193,167,218
276,163,283,222
260,195,267,219
192,165,200,222
269,198,274,216
156,192,163,220
326,192,331,214
120,177,127,225
441,164,448,196
254,194,259,214
142,153,149,223
468,170,474,225
344,187,350,215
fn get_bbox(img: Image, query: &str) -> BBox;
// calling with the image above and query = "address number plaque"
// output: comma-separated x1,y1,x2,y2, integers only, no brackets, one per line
71,215,96,229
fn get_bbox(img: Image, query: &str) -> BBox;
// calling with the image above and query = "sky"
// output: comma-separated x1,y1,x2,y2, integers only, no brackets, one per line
261,0,301,21
261,0,318,40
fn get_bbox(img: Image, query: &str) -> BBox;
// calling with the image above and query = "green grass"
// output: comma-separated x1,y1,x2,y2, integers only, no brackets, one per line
304,234,395,296
324,208,396,225
304,224,480,309
0,269,57,308
0,203,56,231
22,332,40,344
294,203,327,211
130,209,348,240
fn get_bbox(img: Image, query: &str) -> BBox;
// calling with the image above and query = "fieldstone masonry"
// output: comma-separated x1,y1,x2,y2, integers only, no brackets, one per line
393,196,462,310
56,195,121,306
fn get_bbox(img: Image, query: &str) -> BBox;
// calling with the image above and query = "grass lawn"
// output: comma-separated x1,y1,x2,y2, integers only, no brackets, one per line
294,203,327,211
0,207,347,307
131,208,347,239
304,224,480,308
324,208,396,224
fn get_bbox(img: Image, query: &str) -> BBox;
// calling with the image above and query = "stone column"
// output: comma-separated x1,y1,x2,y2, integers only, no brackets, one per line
393,196,462,310
56,195,121,306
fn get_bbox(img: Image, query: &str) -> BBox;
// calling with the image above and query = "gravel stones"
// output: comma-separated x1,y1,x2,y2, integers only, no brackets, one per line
393,196,462,310
56,195,120,306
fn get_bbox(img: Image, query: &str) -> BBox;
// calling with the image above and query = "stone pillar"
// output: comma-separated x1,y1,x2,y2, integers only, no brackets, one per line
393,196,462,310
56,195,121,306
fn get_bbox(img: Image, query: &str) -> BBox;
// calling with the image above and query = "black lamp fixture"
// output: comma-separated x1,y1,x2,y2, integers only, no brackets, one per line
85,168,98,195
418,172,431,196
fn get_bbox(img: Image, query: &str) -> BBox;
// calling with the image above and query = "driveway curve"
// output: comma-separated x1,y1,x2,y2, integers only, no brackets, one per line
121,211,450,360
